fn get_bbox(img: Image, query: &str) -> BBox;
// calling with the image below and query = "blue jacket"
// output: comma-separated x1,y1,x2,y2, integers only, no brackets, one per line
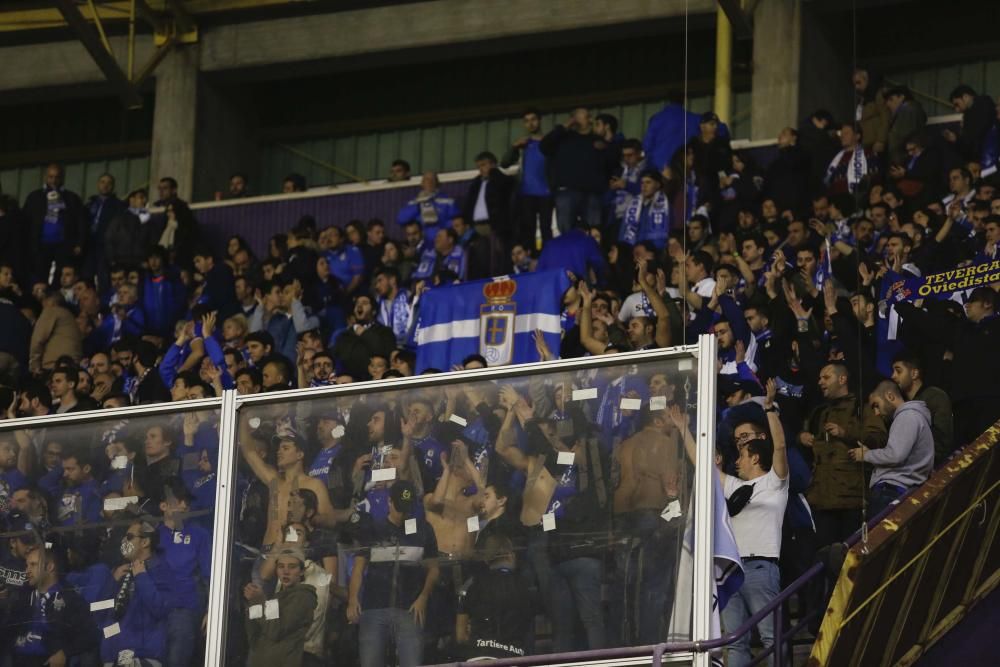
324,244,365,288
142,273,186,338
66,563,118,628
38,467,103,527
266,312,297,364
643,104,703,171
157,523,213,611
535,229,606,283
396,193,460,245
100,556,175,663
11,582,99,660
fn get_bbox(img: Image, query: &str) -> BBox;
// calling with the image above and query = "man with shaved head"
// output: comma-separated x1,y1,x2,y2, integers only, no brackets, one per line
799,363,887,546
849,380,934,517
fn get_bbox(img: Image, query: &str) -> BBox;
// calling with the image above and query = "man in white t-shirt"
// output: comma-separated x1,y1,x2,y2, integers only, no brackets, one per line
720,379,789,667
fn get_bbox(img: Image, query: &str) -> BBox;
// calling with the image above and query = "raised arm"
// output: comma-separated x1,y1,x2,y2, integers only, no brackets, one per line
578,283,608,356
638,260,672,348
237,413,277,485
495,394,529,471
764,379,788,480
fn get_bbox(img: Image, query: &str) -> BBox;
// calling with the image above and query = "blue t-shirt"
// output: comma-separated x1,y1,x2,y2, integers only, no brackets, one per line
326,244,365,287
521,140,550,197
308,445,343,487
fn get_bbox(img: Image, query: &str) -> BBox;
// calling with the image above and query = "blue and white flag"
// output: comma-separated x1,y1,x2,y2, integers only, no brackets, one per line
414,269,572,372
667,472,744,644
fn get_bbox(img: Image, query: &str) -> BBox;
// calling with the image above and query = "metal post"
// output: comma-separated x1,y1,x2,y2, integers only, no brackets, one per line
774,603,784,667
203,389,239,666
692,334,719,667
714,3,733,124
128,0,136,81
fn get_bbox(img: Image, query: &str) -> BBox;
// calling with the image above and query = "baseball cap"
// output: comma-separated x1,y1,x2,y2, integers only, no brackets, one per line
700,111,720,124
390,480,418,516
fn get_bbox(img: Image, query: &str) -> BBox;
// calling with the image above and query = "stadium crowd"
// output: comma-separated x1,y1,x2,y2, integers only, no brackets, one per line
0,69,999,666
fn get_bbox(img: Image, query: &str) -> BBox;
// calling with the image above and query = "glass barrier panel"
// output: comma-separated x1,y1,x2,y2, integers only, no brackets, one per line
0,403,221,667
223,352,700,665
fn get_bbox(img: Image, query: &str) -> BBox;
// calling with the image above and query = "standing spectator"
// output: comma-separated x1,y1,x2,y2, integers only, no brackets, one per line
158,201,201,271
853,68,889,156
227,172,250,198
142,246,187,340
643,95,702,172
23,163,85,282
944,84,998,163
388,159,412,182
502,108,553,248
764,127,810,216
193,246,237,313
798,110,840,198
849,381,934,518
454,534,533,660
895,286,1000,445
685,112,733,211
800,363,887,546
373,266,412,347
85,172,125,282
331,295,396,380
153,176,183,207
10,545,100,667
884,86,927,166
0,287,31,383
243,547,318,667
104,188,154,275
101,519,176,667
824,123,875,196
462,151,515,277
540,107,616,233
348,480,439,667
396,172,461,245
29,290,82,376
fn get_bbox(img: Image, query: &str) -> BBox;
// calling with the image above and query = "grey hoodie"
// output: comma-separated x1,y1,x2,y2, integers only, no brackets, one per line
864,400,935,489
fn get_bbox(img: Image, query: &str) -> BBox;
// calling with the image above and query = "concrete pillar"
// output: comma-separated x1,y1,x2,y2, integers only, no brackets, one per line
714,6,733,124
750,0,802,140
150,45,199,200
751,0,853,141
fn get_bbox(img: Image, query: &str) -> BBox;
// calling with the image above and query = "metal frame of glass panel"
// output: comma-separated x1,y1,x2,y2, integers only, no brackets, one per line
0,337,719,667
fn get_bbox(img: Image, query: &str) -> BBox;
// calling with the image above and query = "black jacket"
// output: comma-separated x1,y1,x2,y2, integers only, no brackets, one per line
23,186,86,252
539,126,617,193
957,95,997,162
462,168,515,232
764,145,810,216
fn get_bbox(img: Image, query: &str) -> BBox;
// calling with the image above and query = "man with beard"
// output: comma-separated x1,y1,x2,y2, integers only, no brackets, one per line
331,294,396,380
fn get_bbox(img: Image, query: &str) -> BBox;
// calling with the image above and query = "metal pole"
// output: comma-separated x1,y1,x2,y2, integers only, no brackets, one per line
128,0,136,81
713,3,733,124
203,389,240,666
774,603,784,667
692,333,719,667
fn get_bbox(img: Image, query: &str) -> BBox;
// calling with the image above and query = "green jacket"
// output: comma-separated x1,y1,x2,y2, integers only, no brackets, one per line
804,393,888,510
246,584,318,667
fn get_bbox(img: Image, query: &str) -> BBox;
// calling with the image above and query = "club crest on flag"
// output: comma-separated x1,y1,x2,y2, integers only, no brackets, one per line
480,278,517,365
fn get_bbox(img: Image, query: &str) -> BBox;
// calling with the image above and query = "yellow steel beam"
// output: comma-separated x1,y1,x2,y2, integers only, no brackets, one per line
86,0,114,57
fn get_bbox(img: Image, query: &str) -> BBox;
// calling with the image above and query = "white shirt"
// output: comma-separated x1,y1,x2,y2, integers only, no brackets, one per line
473,180,489,222
618,291,652,322
693,276,716,298
724,468,788,558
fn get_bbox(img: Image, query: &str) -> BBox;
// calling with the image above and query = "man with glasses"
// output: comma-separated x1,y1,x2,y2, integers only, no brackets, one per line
720,380,789,667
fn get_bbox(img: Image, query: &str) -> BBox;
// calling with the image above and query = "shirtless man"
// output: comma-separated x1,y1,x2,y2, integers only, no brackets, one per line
609,405,684,645
238,414,336,548
423,440,483,557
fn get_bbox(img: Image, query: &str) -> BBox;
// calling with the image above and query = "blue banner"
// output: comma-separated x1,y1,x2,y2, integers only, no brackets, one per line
884,256,1000,304
414,269,572,373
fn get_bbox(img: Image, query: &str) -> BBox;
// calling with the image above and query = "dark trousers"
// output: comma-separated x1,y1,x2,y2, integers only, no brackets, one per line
867,482,909,520
473,222,511,278
813,508,862,548
554,189,602,233
517,195,554,249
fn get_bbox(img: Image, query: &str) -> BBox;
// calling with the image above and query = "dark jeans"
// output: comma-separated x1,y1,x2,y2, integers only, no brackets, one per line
867,482,909,520
359,607,423,667
473,222,511,278
165,607,200,667
608,510,680,646
518,194,554,249
554,189,602,234
550,556,606,652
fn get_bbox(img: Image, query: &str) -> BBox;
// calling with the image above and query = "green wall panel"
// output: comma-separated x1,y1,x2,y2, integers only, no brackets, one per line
1,155,150,204
887,57,1000,115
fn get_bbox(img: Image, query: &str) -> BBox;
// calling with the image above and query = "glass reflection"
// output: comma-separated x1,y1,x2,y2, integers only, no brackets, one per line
228,355,697,665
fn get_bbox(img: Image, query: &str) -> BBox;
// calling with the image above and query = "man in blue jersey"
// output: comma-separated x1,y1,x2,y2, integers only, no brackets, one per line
397,172,461,246
324,226,365,297
502,108,553,248
411,228,467,283
38,446,102,527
